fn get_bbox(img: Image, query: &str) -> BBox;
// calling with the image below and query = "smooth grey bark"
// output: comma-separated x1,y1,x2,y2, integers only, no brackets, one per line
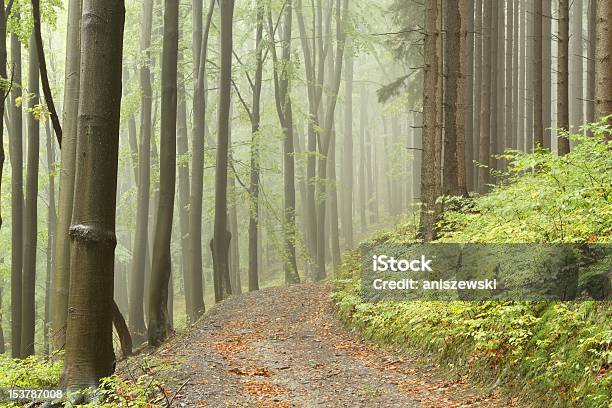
512,0,519,150
63,0,125,392
148,0,179,347
465,0,474,191
130,0,153,345
473,0,481,188
248,1,264,292
211,0,235,302
506,0,514,154
328,124,341,268
21,34,40,358
189,0,214,315
519,0,526,150
342,40,354,248
358,84,367,232
44,121,56,358
9,30,23,358
52,0,81,353
420,0,441,241
558,0,570,155
542,0,551,148
489,0,498,170
525,0,534,151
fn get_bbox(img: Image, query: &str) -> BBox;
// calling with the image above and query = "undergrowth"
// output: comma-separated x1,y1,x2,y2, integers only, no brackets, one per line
332,121,612,407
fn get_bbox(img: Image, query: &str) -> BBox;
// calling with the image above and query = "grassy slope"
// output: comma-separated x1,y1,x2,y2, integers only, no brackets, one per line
332,123,612,407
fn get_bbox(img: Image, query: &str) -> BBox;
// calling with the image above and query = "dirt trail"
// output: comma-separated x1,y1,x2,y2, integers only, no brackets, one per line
122,283,512,407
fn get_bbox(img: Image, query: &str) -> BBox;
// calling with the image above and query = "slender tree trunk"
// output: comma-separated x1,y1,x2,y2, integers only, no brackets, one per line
190,0,214,313
21,34,40,358
328,124,341,268
558,0,570,155
542,0,552,148
130,0,153,345
473,0,482,189
176,48,192,320
525,0,534,151
533,0,543,146
342,40,354,248
505,0,514,154
495,0,504,168
52,0,81,353
420,0,442,241
212,0,235,301
44,121,56,358
248,2,264,291
64,0,125,392
359,85,367,231
586,0,597,126
570,0,583,134
595,0,611,121
148,0,179,347
478,0,492,193
512,0,519,149
489,0,498,170
9,30,23,358
464,0,474,191
0,0,7,239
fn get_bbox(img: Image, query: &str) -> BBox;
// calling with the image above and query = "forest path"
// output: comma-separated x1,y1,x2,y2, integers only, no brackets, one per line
124,283,511,407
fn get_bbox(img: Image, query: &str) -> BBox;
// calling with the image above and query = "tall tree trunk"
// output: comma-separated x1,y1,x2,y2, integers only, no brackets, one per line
586,0,597,126
148,0,179,347
542,0,552,148
443,0,464,196
190,0,214,313
558,0,570,155
328,124,341,268
420,0,442,241
570,0,583,134
495,0,504,168
176,47,192,320
342,40,354,248
505,0,514,155
212,0,235,301
512,0,519,150
359,85,367,231
464,0,474,191
489,0,498,170
595,0,611,121
0,0,7,238
9,30,23,358
533,0,544,146
21,34,40,358
248,1,264,291
478,0,492,193
130,0,153,345
63,0,125,392
525,0,534,151
473,0,482,189
44,121,56,358
52,0,81,353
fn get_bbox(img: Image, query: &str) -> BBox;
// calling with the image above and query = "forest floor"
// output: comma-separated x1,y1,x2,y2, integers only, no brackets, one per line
119,283,515,407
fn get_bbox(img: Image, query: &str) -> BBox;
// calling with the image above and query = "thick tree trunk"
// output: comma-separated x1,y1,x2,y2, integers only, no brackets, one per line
64,0,125,392
558,0,570,155
148,0,179,347
189,0,214,314
21,34,40,358
595,0,612,121
9,31,23,358
52,0,81,353
130,0,153,345
420,0,442,241
212,0,235,301
478,0,492,193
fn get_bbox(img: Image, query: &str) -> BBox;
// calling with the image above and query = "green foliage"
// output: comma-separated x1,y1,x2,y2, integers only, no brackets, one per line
0,354,62,389
332,121,612,407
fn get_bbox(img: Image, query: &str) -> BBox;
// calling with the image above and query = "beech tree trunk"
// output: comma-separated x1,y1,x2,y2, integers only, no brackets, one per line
148,0,179,347
586,0,597,126
64,0,125,392
211,0,235,301
478,0,492,193
130,0,153,345
595,0,611,121
533,0,544,146
21,34,40,358
9,30,23,358
570,0,583,134
342,40,354,248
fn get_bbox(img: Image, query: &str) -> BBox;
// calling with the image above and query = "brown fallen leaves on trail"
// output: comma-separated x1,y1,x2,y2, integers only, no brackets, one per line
243,379,284,397
212,336,249,353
